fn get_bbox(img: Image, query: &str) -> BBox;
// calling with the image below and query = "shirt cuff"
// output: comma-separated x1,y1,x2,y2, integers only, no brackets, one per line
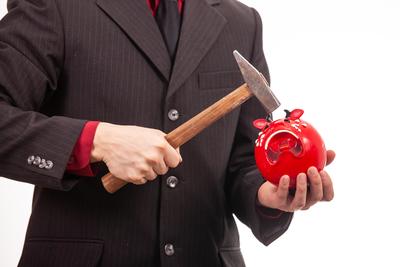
66,121,100,177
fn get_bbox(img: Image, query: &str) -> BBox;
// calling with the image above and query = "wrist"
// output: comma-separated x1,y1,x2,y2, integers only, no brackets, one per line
91,122,110,163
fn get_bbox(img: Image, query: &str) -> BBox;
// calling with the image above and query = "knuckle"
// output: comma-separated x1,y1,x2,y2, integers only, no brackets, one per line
159,167,169,175
311,193,323,202
155,139,168,151
325,194,334,201
145,154,158,165
126,172,138,182
277,193,287,202
129,176,141,184
170,161,179,168
147,173,158,181
132,178,146,185
296,186,306,195
320,170,329,179
168,157,180,168
141,166,152,176
127,169,147,184
146,150,162,162
128,168,139,177
311,178,322,188
292,198,306,210
130,178,141,185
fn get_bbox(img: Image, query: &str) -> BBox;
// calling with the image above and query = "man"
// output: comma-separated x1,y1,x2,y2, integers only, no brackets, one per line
0,0,335,266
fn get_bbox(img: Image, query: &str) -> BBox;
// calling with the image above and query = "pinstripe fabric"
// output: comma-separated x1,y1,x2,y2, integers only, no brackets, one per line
0,0,293,266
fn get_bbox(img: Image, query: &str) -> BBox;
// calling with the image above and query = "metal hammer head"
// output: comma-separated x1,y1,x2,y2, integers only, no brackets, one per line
233,50,280,114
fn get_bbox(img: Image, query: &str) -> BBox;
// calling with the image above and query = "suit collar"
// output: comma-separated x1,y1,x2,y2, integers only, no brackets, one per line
96,0,226,90
167,0,226,97
96,0,171,81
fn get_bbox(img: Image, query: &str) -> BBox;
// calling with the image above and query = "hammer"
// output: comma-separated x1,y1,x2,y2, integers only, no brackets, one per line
101,50,281,193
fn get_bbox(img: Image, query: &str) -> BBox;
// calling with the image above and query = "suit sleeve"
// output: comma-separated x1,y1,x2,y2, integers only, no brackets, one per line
0,0,87,190
225,8,293,246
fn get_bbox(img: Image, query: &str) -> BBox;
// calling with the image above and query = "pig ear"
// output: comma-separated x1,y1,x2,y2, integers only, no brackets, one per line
289,109,304,120
253,119,268,129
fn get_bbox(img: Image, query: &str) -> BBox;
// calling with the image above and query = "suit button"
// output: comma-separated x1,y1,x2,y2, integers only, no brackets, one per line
166,176,179,188
45,160,54,170
33,156,41,166
168,109,179,121
27,155,35,165
164,243,175,256
38,159,47,168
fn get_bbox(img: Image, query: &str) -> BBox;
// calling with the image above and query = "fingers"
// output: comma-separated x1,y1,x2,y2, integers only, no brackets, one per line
320,170,334,201
302,167,334,209
175,147,182,163
292,168,334,211
164,144,182,168
128,167,157,185
129,144,181,185
276,175,290,203
141,144,181,183
257,178,288,210
289,173,307,211
326,150,336,166
100,126,184,188
144,167,158,181
130,177,147,185
153,159,169,176
302,167,323,210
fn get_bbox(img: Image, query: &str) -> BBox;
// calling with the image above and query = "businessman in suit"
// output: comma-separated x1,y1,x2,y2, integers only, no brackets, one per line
0,0,335,266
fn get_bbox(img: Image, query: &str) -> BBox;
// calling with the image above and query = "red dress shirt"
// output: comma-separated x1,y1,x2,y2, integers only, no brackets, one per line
66,121,100,176
66,0,184,176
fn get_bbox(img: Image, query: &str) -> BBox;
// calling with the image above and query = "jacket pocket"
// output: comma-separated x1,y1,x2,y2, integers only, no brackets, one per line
18,238,104,267
219,247,246,267
199,71,243,90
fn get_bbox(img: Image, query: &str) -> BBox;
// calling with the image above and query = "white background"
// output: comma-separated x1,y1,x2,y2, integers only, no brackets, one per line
1,0,400,266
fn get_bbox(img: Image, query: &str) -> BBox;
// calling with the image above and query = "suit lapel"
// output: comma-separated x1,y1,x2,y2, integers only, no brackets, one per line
167,0,226,98
96,0,171,81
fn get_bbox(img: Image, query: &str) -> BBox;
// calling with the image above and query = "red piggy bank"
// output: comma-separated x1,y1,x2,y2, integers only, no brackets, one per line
253,109,326,188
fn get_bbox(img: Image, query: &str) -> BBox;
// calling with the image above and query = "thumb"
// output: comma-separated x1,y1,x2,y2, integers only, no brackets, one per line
176,147,183,162
326,150,336,166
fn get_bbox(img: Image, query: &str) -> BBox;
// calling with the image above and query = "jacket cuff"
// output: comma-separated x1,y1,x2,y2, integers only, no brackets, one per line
255,196,284,219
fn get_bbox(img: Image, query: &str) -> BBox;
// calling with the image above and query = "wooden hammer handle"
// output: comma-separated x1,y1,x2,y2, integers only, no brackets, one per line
101,84,252,193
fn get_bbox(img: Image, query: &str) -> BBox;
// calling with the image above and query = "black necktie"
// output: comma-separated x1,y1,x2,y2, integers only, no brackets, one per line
155,0,181,59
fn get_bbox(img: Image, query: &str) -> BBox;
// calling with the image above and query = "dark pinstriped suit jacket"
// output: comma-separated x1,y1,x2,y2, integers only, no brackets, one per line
0,0,293,266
